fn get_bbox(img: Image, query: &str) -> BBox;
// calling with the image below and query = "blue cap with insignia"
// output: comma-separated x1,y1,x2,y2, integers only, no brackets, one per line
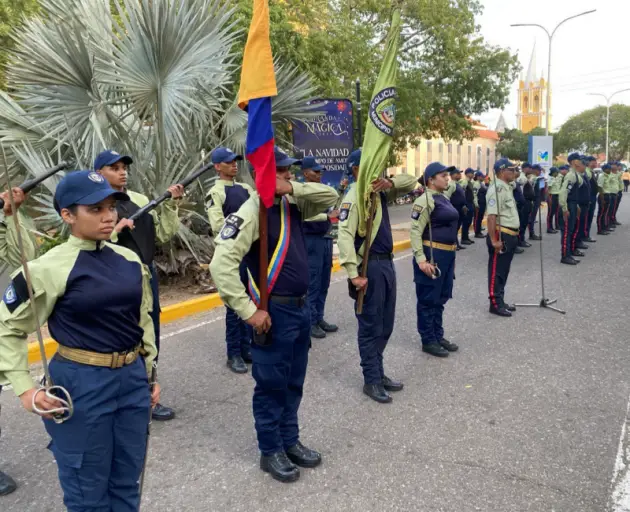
301,156,325,171
567,152,582,162
211,147,243,164
347,149,362,171
602,163,611,171
274,147,301,167
448,167,461,175
464,167,475,175
532,164,543,171
494,158,515,172
54,170,129,213
474,171,485,178
424,162,456,180
94,149,133,171
549,167,559,174
521,162,532,170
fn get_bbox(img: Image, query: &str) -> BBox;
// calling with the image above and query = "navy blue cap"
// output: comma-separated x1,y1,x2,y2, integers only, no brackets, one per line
94,150,133,171
301,156,324,171
448,167,461,175
521,162,532,169
532,164,543,171
274,147,301,168
567,152,582,162
494,158,515,172
602,163,612,171
464,167,475,175
54,170,129,213
211,147,243,164
560,165,570,170
549,167,559,174
424,162,456,180
347,149,362,170
474,171,485,178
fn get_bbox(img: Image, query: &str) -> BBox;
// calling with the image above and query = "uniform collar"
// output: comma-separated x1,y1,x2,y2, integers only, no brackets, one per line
218,179,235,186
426,188,441,196
67,235,104,251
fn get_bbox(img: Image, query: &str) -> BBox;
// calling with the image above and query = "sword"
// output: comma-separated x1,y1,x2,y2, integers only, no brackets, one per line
0,145,73,423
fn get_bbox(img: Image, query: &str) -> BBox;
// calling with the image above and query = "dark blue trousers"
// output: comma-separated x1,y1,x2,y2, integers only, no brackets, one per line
474,203,486,235
519,201,532,241
587,199,597,237
577,203,590,244
614,192,622,221
597,194,609,232
413,247,455,346
355,259,396,385
528,199,541,235
487,232,518,308
559,202,578,258
305,235,333,326
226,262,251,358
251,300,310,456
461,202,474,241
149,264,161,358
45,357,150,512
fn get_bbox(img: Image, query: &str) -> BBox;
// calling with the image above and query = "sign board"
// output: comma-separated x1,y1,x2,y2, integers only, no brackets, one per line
528,135,553,172
292,98,354,189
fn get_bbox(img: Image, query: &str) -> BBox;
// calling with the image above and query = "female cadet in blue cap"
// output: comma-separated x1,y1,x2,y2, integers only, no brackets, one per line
410,163,460,357
0,170,159,511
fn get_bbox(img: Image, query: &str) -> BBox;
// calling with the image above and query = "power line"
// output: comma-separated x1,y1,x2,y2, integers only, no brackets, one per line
554,72,630,89
552,65,630,82
555,79,630,93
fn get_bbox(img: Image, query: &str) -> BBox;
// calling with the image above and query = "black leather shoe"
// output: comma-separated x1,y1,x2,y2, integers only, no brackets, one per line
529,234,542,240
456,245,466,250
227,355,248,374
561,256,579,265
382,376,404,392
363,383,392,403
152,403,176,421
584,237,596,243
439,338,459,352
310,324,326,339
518,241,532,248
514,247,524,254
505,304,517,312
489,306,512,317
547,229,558,234
260,452,300,482
597,231,610,235
241,350,252,364
461,239,474,245
0,471,17,496
286,442,322,468
474,233,485,239
422,343,449,357
615,221,622,226
576,242,588,250
572,249,585,257
318,320,338,333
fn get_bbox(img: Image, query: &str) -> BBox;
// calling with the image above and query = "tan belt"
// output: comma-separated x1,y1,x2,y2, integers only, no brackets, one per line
423,240,457,252
499,226,519,236
57,345,142,369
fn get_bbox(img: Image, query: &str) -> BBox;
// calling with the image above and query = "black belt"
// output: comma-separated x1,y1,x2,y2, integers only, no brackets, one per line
270,294,307,308
368,253,393,261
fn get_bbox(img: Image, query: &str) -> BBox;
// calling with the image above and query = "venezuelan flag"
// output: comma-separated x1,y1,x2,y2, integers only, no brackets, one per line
238,0,278,208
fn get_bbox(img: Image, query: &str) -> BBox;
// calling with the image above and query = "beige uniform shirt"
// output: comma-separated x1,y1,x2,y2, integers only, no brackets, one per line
486,179,519,230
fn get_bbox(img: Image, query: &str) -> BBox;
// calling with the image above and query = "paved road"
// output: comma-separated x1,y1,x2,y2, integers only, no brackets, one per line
3,200,630,511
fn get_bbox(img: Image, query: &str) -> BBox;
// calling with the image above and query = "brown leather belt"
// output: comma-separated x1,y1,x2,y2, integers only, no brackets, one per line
56,345,142,369
423,240,457,252
499,226,519,236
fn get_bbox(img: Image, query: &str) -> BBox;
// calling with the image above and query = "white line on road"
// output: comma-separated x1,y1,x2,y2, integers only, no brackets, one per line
609,394,630,511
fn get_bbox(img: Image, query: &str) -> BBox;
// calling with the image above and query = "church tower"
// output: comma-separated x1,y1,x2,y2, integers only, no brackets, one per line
517,43,551,133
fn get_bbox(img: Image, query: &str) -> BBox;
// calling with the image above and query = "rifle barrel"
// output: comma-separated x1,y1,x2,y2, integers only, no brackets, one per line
0,161,68,210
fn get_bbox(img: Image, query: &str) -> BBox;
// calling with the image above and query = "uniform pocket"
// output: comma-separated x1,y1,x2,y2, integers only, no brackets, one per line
251,349,288,391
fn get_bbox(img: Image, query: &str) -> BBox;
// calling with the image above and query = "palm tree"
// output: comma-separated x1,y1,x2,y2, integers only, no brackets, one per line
0,0,318,273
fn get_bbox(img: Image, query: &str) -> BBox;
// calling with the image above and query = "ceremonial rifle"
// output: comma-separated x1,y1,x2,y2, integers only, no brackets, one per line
0,161,68,210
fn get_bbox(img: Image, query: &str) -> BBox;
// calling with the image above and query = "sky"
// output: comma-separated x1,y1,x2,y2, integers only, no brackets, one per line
476,0,630,132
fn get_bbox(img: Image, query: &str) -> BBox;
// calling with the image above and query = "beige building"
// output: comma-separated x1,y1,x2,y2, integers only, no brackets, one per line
388,121,500,177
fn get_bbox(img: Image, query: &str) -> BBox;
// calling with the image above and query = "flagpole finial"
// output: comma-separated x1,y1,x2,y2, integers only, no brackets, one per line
356,77,360,84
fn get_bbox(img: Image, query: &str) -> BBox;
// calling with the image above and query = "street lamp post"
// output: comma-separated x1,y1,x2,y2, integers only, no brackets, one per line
587,89,630,162
512,10,596,136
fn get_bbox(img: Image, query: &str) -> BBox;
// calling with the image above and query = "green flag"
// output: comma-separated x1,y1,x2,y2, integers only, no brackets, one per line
356,9,401,236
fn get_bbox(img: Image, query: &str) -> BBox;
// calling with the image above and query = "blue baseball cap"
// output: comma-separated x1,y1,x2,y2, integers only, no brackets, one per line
301,156,325,171
560,165,569,170
54,170,129,213
94,150,133,171
494,158,516,172
211,147,243,164
347,149,362,171
567,152,582,162
521,162,532,170
464,167,475,175
602,163,612,171
474,171,485,178
448,167,461,175
274,147,301,168
532,164,543,171
424,162,456,180
549,167,559,174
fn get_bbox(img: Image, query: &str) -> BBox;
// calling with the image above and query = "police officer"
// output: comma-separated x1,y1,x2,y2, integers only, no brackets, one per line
522,163,537,241
301,156,339,340
95,149,182,421
613,162,623,226
546,167,560,233
411,162,460,357
206,147,254,373
514,164,530,249
573,157,591,253
597,163,613,235
460,167,477,245
0,170,160,511
559,153,584,265
445,168,468,250
527,164,544,240
584,156,599,242
607,163,619,231
338,149,417,404
210,147,337,483
474,171,487,238
486,159,520,317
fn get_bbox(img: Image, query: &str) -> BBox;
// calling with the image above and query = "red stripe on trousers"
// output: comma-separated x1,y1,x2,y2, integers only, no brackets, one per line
571,215,580,251
562,215,569,256
489,235,499,309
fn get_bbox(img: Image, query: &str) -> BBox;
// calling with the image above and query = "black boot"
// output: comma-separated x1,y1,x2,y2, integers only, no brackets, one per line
422,343,449,357
382,376,404,392
573,249,585,257
152,403,176,421
318,320,338,333
561,256,579,265
241,349,252,364
461,239,473,245
517,240,532,248
505,304,517,312
363,383,392,403
584,237,596,243
439,338,459,352
514,246,524,254
576,242,588,250
227,355,248,374
260,452,300,483
310,324,326,339
0,471,17,496
474,233,485,239
529,234,542,241
547,229,558,234
489,305,512,317
597,231,609,235
286,442,322,468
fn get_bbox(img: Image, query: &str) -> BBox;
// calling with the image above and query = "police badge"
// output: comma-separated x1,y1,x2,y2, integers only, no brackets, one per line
411,204,424,220
339,202,351,222
220,214,244,240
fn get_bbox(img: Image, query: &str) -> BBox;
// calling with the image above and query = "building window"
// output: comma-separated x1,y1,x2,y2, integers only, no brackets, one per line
439,142,444,161
426,140,432,162
523,96,529,112
486,147,490,173
467,145,472,167
447,143,453,165
415,146,421,175
477,146,482,170
457,144,462,167
534,95,539,111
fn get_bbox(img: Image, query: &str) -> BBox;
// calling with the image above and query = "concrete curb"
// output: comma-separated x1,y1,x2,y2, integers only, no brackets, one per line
27,239,414,364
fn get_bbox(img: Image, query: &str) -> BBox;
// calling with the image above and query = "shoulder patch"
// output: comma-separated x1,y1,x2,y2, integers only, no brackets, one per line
488,198,496,207
339,202,352,222
4,272,29,313
411,204,424,220
219,214,244,240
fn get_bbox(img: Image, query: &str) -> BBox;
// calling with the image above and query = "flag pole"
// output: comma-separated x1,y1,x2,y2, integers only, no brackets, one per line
258,202,269,311
356,192,377,314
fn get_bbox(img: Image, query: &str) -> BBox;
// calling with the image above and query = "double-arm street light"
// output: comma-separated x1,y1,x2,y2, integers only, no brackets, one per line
587,89,630,162
511,9,596,136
